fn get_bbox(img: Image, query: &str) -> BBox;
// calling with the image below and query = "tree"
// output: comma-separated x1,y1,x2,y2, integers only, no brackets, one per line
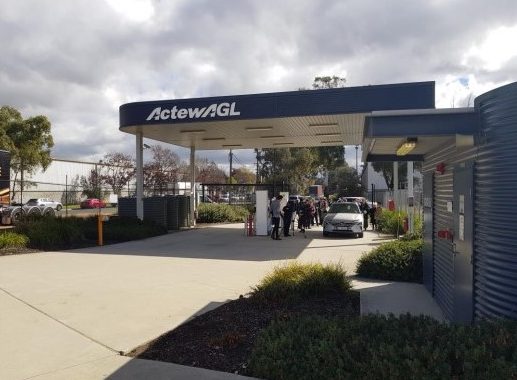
231,167,256,184
312,75,346,89
371,162,395,190
143,145,180,195
99,153,135,196
371,161,423,190
258,147,320,194
61,175,81,205
80,169,104,199
327,164,363,198
194,158,227,183
0,106,54,200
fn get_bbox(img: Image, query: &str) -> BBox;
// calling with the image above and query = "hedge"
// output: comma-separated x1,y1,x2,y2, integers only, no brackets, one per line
248,314,517,380
356,239,423,282
251,262,352,303
196,203,249,223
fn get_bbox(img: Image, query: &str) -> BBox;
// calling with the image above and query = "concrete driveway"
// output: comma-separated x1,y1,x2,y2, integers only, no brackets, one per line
0,224,403,379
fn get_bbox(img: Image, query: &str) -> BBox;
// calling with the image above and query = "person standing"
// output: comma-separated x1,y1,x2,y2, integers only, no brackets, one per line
282,200,295,237
270,194,283,240
359,199,370,230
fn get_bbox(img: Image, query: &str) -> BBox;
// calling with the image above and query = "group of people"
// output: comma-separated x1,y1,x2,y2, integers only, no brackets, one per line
270,194,382,240
270,195,329,240
358,199,380,231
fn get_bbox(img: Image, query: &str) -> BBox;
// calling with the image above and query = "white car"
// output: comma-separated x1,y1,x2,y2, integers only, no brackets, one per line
322,202,364,238
26,198,63,211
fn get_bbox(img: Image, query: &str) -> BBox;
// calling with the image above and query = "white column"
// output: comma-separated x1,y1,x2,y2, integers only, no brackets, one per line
407,161,414,233
190,146,196,226
136,132,144,220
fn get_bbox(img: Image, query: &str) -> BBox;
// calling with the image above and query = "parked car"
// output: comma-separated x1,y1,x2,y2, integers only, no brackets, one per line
322,201,364,238
26,198,63,211
80,198,106,209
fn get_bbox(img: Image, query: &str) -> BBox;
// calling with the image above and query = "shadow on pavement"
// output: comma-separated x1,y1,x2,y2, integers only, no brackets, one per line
58,224,345,262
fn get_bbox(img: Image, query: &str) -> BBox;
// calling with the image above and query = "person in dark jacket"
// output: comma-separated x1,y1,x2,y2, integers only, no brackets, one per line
282,200,295,236
359,199,370,230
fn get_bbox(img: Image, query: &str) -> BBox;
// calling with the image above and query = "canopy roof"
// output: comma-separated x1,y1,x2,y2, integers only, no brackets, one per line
362,108,480,162
119,82,435,150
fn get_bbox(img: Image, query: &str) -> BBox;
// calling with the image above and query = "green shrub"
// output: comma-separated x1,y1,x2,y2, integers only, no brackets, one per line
100,216,168,241
196,203,249,223
251,262,352,303
377,209,406,236
356,239,423,282
248,314,517,380
0,231,29,248
14,216,168,250
15,217,85,250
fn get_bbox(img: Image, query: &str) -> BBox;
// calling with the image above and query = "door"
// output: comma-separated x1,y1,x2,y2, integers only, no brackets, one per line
453,163,474,323
422,172,434,292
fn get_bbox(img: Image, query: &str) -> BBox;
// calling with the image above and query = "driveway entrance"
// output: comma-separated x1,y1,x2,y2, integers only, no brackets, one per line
0,224,387,379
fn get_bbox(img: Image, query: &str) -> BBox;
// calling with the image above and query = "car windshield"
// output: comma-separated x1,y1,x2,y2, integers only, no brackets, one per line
27,199,38,203
328,203,361,214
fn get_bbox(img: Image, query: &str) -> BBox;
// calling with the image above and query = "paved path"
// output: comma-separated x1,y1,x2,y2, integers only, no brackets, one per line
0,224,442,379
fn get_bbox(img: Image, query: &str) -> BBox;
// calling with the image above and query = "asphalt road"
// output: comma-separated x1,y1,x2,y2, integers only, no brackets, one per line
58,207,118,217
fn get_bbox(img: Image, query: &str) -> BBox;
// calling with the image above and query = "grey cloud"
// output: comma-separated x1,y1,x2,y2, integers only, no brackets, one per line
1,0,517,168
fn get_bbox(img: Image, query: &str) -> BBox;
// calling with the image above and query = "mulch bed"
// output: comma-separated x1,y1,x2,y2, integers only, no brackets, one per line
0,247,41,256
129,291,360,375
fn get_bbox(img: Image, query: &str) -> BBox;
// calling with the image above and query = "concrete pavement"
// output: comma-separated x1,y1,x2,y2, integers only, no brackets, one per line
0,223,443,379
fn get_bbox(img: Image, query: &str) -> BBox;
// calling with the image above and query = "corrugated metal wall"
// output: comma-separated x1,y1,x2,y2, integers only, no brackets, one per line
424,144,455,320
423,141,477,321
474,83,517,320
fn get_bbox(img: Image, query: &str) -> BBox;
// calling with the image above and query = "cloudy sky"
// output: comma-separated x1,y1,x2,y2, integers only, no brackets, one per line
1,0,517,172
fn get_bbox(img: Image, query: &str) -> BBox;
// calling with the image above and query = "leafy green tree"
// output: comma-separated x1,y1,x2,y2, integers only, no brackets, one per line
371,161,423,190
312,75,346,89
327,163,363,198
0,106,54,200
371,162,395,190
231,167,256,184
259,148,320,194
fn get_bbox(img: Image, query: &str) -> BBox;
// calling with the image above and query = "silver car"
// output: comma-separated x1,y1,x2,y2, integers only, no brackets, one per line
322,202,364,238
26,198,63,211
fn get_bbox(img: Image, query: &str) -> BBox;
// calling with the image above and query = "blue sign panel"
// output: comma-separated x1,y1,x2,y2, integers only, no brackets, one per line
120,81,435,128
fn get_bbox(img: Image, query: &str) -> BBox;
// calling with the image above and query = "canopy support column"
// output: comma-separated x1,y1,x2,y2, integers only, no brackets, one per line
190,146,196,226
136,132,144,220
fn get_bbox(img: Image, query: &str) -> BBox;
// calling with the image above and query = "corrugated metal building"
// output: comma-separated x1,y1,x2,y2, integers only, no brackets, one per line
364,81,517,322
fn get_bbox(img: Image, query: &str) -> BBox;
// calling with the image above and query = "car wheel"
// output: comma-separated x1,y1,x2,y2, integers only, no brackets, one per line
323,231,329,237
56,205,62,211
357,233,364,238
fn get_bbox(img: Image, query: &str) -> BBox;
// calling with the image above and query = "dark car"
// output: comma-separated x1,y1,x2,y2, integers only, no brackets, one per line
80,198,106,209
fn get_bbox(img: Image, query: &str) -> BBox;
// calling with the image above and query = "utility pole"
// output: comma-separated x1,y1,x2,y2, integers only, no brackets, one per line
355,145,358,173
255,149,260,184
229,150,233,183
229,150,233,205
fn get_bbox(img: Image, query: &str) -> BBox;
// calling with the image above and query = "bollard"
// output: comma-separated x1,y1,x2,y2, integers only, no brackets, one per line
98,213,103,246
247,214,254,236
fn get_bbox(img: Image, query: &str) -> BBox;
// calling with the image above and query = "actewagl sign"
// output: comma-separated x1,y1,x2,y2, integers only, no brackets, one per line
146,102,240,121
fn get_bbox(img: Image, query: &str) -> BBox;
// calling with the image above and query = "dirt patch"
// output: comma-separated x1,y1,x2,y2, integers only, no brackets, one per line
129,291,360,375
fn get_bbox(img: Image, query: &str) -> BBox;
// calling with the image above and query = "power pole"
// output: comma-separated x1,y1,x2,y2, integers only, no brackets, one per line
355,145,358,173
229,150,233,183
255,149,260,184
